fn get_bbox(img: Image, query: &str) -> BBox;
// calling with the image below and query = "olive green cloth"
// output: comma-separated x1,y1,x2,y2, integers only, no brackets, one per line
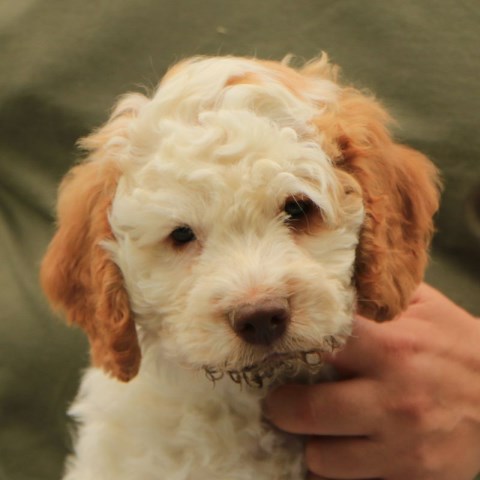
1,1,479,479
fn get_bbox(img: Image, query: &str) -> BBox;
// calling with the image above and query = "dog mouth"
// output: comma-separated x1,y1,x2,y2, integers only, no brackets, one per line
203,335,342,388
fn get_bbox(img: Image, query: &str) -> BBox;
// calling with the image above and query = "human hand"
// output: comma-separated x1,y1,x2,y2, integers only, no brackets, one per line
264,283,480,479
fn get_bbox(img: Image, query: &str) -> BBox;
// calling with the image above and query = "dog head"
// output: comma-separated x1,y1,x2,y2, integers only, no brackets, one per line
41,55,440,384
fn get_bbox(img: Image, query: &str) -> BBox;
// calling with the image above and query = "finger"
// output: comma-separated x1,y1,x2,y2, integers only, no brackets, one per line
264,380,379,436
409,282,433,304
324,316,386,375
327,310,436,377
305,436,382,479
327,283,445,374
403,282,474,326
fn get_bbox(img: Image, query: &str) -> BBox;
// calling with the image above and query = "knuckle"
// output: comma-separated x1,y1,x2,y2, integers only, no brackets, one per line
387,392,435,428
402,397,431,424
379,330,425,362
408,441,442,477
386,439,443,479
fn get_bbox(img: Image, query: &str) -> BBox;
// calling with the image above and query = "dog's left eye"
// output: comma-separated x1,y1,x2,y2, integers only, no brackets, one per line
284,198,315,220
170,226,196,246
283,196,323,232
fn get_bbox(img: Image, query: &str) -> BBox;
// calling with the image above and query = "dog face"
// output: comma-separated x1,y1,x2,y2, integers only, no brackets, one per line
41,55,440,382
107,99,364,379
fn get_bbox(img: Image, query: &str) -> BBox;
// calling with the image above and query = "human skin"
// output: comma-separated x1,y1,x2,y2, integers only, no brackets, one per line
264,283,480,480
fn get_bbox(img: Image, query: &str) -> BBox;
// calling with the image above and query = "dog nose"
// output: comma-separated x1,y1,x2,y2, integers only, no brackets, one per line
231,300,290,345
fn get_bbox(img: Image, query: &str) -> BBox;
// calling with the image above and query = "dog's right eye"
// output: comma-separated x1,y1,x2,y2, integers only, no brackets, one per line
170,226,196,246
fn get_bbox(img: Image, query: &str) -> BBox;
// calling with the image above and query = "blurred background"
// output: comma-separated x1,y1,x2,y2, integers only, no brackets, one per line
0,1,479,479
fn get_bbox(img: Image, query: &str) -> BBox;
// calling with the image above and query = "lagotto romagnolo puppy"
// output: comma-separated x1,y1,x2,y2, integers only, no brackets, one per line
41,54,440,480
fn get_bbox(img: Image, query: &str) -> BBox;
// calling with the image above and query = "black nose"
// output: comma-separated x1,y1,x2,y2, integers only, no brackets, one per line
231,300,290,345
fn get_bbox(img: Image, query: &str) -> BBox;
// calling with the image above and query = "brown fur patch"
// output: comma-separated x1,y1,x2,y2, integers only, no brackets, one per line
313,87,440,320
40,91,147,381
41,160,140,381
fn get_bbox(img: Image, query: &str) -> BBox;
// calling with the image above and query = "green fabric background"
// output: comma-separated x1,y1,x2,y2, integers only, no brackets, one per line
1,1,479,479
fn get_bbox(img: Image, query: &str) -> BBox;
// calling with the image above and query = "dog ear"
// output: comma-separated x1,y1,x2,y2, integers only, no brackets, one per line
314,88,440,320
41,93,148,381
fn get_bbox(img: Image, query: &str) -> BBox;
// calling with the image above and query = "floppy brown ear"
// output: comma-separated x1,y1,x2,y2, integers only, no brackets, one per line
314,88,440,320
41,93,147,381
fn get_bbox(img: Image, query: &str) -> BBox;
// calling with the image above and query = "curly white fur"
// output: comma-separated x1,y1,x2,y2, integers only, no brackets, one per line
60,56,365,479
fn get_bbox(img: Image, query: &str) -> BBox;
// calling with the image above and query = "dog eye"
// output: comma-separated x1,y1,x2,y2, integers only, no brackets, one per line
283,196,323,232
284,198,315,220
170,226,196,246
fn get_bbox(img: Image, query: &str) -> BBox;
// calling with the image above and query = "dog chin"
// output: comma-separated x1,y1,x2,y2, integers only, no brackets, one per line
202,334,344,389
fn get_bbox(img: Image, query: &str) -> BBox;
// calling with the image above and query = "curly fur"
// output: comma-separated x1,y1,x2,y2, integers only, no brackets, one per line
41,54,440,479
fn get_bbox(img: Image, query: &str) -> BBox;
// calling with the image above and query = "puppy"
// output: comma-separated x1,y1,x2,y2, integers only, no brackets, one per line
41,54,440,479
